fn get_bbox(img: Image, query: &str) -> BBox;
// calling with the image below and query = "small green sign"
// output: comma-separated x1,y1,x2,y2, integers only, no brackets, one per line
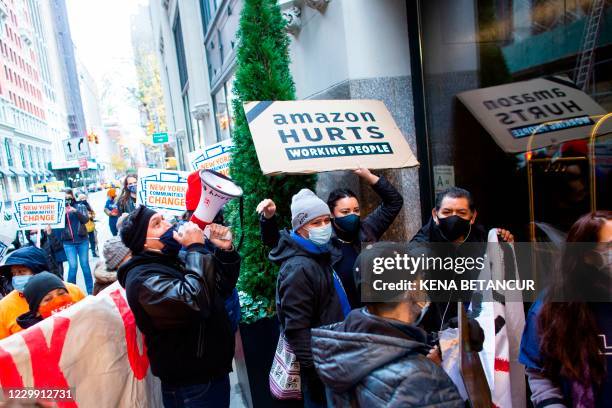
152,132,169,144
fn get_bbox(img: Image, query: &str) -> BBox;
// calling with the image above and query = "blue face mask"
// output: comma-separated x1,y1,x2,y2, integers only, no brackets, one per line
128,185,137,194
147,225,181,257
334,214,360,235
307,223,333,246
12,275,32,292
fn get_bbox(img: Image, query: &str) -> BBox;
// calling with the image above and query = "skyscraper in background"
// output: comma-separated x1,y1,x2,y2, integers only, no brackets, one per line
48,0,86,141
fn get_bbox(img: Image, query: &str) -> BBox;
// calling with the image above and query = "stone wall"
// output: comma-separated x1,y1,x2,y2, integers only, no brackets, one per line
311,75,421,241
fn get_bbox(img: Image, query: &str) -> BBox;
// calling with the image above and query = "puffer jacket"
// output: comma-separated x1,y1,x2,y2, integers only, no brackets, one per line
270,231,345,371
312,308,464,408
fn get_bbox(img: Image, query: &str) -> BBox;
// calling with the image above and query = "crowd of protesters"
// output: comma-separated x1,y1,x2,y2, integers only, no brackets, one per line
0,166,608,408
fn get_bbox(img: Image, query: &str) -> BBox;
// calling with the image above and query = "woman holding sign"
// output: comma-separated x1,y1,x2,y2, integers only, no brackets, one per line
62,189,93,295
258,168,403,308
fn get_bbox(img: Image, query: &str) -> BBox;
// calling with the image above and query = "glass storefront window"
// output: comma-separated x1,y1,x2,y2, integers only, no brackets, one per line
5,139,13,166
19,144,25,168
418,0,611,238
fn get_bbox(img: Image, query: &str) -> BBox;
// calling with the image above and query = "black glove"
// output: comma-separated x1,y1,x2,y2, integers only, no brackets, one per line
303,367,325,404
444,317,485,352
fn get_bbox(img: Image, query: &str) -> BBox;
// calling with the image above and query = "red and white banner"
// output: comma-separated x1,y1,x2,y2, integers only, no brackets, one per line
0,283,162,407
474,230,526,408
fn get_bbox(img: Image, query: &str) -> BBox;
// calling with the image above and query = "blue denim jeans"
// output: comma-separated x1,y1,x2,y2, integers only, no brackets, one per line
109,216,118,236
64,241,93,294
161,375,230,408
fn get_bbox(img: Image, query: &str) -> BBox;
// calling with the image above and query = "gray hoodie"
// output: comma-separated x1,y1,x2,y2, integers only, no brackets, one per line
312,308,464,408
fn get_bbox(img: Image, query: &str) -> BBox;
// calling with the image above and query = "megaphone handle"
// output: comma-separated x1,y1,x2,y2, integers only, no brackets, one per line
203,225,232,241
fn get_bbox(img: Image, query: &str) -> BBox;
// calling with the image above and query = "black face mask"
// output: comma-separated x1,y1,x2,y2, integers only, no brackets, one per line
334,214,360,236
437,215,471,242
160,225,182,257
65,198,74,206
148,225,182,257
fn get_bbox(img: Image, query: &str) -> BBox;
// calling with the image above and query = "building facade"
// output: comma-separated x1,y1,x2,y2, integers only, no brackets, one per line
149,0,611,240
130,4,172,170
0,0,54,203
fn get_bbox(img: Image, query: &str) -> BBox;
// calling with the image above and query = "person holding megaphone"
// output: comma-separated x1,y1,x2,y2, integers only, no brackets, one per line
118,205,240,408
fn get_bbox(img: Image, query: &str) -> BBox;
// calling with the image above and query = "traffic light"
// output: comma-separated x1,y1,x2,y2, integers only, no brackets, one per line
87,133,94,142
94,135,99,144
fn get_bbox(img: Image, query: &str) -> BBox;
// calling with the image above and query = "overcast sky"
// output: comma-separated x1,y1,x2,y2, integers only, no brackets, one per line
65,0,149,139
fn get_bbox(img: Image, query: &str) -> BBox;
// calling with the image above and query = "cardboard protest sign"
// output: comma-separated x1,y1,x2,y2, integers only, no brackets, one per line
0,283,162,407
457,76,611,153
187,139,234,176
243,100,419,175
12,193,65,230
137,167,189,216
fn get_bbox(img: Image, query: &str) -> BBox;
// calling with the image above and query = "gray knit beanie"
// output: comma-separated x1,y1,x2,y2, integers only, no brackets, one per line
291,189,330,231
103,236,131,271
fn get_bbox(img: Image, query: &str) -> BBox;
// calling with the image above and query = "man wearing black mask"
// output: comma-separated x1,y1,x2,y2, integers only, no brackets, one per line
118,206,240,408
410,187,513,350
412,186,513,245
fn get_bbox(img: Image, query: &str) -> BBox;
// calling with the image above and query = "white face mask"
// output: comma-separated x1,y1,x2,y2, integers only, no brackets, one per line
306,223,333,246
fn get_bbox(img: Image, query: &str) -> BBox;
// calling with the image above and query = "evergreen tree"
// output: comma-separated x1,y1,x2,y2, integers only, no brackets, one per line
227,0,316,322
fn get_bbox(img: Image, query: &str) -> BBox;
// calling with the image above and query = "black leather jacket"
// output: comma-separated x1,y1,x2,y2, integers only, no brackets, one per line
117,243,240,385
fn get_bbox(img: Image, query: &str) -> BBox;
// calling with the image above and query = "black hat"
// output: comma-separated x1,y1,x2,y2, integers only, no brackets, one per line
120,205,157,254
23,272,67,313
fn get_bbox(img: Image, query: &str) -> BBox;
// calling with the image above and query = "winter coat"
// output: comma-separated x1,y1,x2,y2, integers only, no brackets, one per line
312,308,464,408
62,204,89,243
117,195,136,215
520,299,612,407
117,244,240,386
40,230,66,278
93,260,118,295
410,217,488,334
0,246,51,294
0,283,85,340
270,231,345,375
261,176,403,308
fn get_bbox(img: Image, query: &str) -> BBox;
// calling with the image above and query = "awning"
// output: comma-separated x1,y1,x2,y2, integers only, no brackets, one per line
22,169,33,176
0,168,10,176
9,168,26,177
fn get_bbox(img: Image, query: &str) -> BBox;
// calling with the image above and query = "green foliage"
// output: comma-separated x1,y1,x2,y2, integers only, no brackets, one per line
227,0,316,324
